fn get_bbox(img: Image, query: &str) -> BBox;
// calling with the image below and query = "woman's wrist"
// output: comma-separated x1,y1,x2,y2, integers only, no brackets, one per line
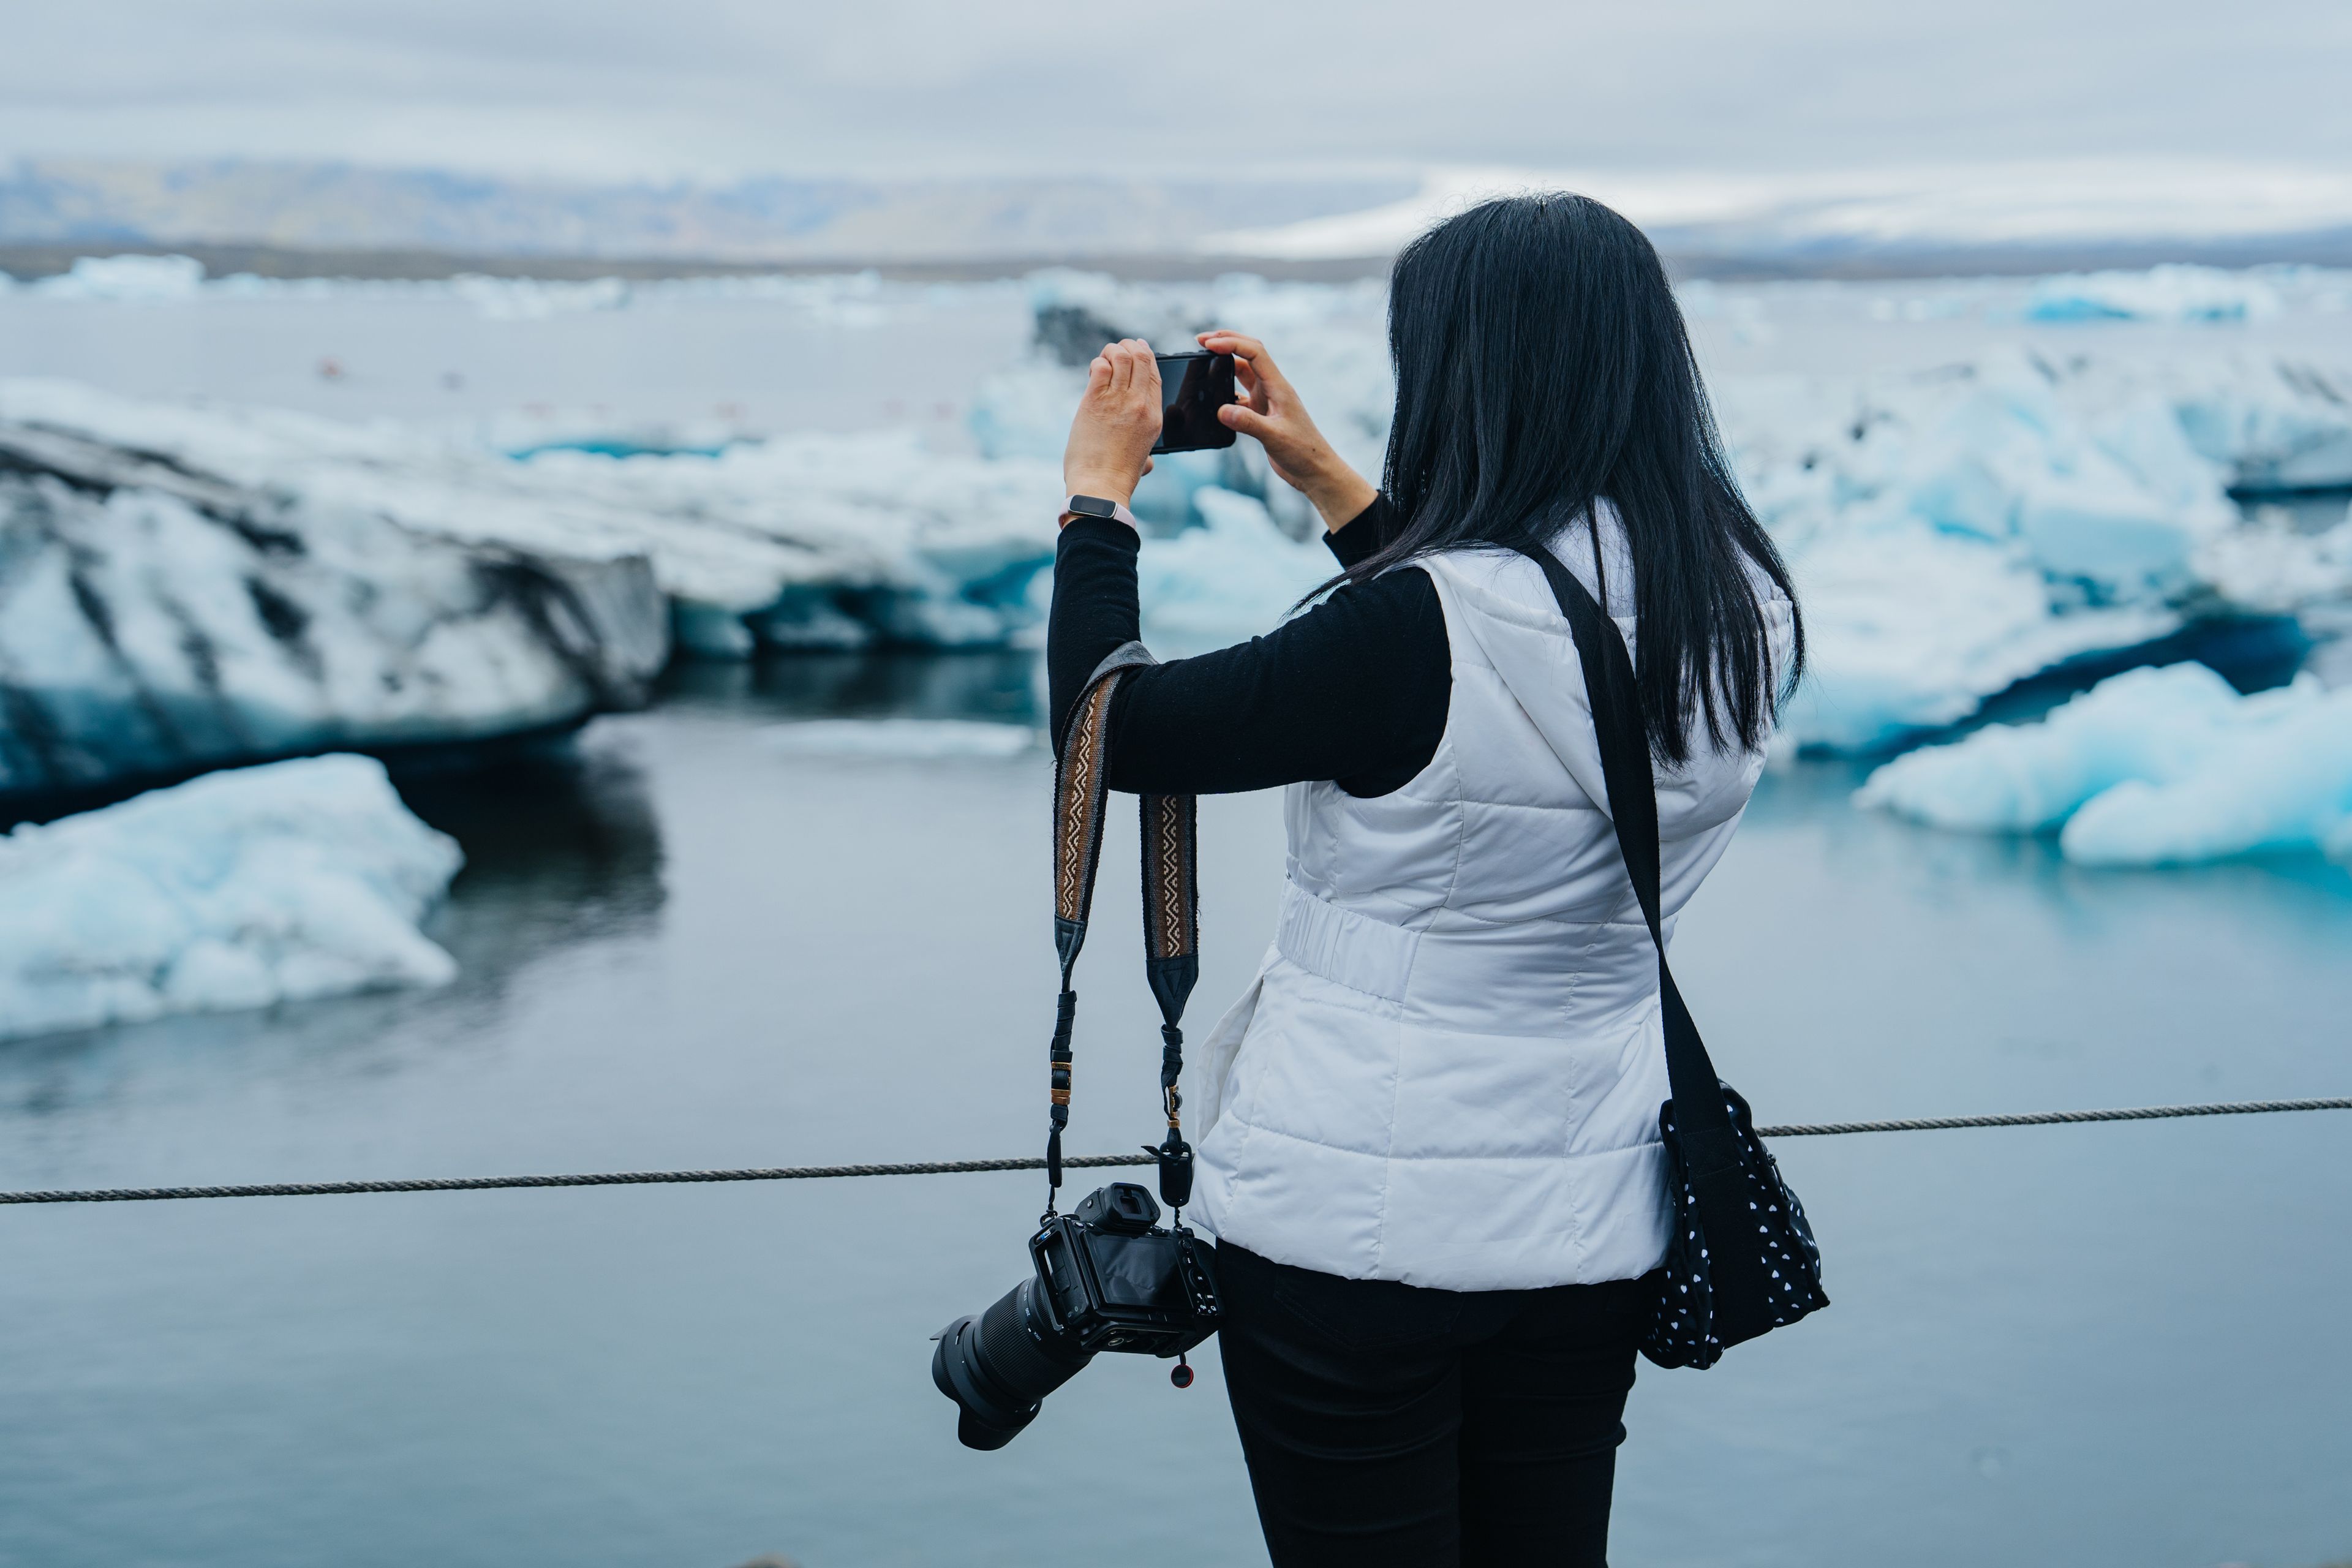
1064,471,1139,508
1305,466,1379,533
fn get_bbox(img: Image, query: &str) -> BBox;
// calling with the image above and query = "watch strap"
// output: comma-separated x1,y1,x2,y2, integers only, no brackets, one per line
1064,494,1140,530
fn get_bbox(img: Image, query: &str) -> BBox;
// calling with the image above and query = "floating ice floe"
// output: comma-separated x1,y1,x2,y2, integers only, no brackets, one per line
4,255,1001,323
27,253,208,303
1853,663,2352,865
0,414,668,801
2022,265,2283,324
12,266,2352,765
0,377,1066,665
989,274,2352,752
976,270,1393,539
1712,344,2352,748
1136,488,1337,652
2168,358,2352,495
0,754,464,1042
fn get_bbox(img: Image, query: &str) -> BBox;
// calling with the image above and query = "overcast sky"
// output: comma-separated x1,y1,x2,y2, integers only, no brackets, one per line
5,0,2347,184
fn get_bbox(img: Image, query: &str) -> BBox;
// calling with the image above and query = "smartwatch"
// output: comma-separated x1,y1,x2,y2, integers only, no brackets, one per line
1061,494,1140,530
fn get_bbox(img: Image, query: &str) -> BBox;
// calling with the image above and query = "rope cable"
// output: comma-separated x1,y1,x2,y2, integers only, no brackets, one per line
0,1097,2345,1207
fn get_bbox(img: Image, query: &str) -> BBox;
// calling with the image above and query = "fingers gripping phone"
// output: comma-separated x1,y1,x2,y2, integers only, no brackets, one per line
1152,351,1238,453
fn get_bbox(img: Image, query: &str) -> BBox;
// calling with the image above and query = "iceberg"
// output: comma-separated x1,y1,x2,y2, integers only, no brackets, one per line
974,271,1393,540
1778,521,2181,752
12,267,2351,764
2022,265,2284,323
1853,663,2352,865
988,278,2345,752
2168,358,2352,495
1136,488,1336,652
0,754,463,1042
1709,345,2340,748
0,415,668,801
0,377,1066,665
28,253,208,302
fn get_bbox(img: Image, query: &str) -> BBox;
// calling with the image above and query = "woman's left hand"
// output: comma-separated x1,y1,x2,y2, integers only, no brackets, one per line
1062,339,1160,511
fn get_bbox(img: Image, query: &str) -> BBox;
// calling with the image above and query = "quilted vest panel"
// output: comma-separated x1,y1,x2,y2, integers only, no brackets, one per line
1186,509,1791,1290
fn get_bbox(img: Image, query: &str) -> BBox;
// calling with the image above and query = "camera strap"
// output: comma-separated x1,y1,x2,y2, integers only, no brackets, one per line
1049,642,1200,1218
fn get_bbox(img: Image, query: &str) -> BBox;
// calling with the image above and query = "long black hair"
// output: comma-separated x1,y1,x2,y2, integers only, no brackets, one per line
1336,193,1801,766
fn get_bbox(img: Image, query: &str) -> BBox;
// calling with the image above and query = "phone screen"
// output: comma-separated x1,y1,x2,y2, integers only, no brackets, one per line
1153,352,1238,454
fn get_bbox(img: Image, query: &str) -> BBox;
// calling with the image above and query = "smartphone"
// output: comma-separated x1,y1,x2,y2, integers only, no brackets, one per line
1152,351,1238,453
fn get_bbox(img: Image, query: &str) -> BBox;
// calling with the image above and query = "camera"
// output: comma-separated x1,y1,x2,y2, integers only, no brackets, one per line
931,1182,1221,1450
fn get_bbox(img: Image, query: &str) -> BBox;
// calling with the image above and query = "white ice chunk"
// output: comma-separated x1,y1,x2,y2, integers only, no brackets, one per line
0,378,1063,660
448,274,631,320
1136,488,1335,653
0,415,668,797
29,254,208,302
0,754,464,1041
2194,512,2352,612
1777,521,2178,752
1854,663,2352,865
2023,265,2283,323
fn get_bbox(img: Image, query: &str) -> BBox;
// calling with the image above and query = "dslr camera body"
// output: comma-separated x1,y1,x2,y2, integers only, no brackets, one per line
932,1182,1220,1450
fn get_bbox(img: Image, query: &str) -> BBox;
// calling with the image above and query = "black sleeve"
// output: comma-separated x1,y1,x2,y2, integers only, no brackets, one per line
1046,496,1449,799
1327,491,1403,568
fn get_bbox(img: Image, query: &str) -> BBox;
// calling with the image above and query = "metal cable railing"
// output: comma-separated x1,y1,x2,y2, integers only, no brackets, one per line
2,1097,2345,1207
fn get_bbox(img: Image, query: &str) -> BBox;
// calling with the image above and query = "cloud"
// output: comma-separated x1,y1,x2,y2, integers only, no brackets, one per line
2,0,2347,180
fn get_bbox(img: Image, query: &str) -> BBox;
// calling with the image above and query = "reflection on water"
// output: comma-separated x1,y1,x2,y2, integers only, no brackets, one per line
395,741,668,970
0,736,666,1134
658,646,1043,726
1,651,2348,1568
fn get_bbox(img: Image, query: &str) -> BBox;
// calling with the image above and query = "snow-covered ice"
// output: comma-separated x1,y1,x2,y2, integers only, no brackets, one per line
0,377,1065,664
987,273,2352,751
1776,522,2181,751
9,265,2352,767
1854,663,2352,865
0,754,463,1041
2022,265,2283,323
28,253,208,303
1136,488,1336,652
0,414,668,799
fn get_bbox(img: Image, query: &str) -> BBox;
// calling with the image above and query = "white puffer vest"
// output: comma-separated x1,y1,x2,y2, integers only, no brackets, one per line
1186,507,1794,1292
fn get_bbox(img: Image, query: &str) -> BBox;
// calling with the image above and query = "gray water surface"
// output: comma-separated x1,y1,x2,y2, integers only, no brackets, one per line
2,658,2348,1568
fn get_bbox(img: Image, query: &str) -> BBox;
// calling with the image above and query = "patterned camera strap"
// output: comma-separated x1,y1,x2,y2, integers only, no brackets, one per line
1049,644,1200,1213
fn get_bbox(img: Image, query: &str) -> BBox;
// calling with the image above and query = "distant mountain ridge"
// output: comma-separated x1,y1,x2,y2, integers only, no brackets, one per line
0,159,1414,262
10,157,2352,278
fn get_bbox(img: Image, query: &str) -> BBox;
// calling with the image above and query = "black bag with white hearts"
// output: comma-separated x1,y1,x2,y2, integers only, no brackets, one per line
1513,543,1828,1368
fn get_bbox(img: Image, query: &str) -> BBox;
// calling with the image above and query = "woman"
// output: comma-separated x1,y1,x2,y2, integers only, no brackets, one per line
1049,194,1801,1567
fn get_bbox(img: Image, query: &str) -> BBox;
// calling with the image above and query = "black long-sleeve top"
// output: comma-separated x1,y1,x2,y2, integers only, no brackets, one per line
1047,495,1452,799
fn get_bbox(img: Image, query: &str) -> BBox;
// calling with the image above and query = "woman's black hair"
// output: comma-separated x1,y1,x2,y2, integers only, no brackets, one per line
1334,192,1802,765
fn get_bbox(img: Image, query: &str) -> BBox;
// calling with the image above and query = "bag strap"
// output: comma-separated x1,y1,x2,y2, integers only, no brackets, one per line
1049,642,1200,1216
1506,541,1743,1172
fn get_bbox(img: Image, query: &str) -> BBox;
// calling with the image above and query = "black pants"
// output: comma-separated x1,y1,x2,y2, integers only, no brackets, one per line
1215,1243,1647,1568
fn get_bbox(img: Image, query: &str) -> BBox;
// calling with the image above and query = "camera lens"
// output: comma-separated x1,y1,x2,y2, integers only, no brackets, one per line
930,1276,1094,1450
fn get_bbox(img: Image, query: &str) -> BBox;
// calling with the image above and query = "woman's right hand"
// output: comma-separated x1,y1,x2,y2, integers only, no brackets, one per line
1197,330,1378,533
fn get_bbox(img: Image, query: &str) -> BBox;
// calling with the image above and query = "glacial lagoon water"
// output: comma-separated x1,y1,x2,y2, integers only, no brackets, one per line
1,650,2349,1568
4,269,2351,1564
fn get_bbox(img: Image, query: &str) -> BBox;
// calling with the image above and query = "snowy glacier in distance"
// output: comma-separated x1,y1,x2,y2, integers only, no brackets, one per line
1854,663,2352,866
0,755,464,1042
